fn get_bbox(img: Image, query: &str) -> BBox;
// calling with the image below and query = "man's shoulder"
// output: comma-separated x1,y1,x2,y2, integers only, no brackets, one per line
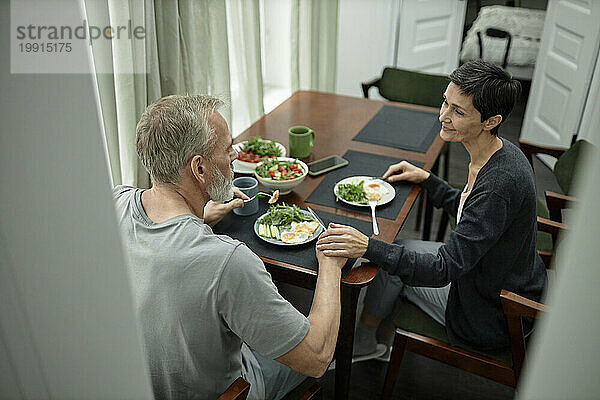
183,226,261,267
112,184,138,199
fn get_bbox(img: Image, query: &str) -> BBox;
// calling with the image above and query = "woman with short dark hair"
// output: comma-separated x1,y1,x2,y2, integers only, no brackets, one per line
317,60,547,353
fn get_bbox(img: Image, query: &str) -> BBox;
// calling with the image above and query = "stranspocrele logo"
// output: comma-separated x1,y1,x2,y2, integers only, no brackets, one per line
15,19,146,45
11,0,148,74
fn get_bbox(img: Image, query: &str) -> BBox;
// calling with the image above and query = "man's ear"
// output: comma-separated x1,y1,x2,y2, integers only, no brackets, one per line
483,114,502,131
190,155,206,184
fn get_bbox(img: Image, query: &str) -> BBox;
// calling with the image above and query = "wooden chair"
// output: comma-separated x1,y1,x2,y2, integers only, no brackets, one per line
519,138,591,223
380,218,563,398
520,138,590,253
217,377,322,400
217,377,250,400
362,67,450,237
281,378,322,400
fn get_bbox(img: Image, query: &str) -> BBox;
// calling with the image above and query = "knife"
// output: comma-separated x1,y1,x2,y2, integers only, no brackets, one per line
306,206,327,231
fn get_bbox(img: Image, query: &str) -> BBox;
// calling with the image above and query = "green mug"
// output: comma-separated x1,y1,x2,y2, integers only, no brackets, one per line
288,126,315,158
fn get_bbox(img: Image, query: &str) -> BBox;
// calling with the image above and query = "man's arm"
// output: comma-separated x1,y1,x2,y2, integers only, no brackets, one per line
202,188,249,226
275,256,343,377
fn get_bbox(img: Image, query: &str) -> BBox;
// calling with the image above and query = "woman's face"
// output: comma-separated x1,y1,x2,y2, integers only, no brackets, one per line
438,82,486,143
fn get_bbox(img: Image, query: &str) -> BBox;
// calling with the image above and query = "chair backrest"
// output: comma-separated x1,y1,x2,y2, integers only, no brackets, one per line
217,377,250,400
378,67,449,108
553,139,593,196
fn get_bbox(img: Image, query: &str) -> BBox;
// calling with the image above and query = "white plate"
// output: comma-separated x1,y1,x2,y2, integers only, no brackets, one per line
333,176,396,207
232,140,286,174
253,209,323,246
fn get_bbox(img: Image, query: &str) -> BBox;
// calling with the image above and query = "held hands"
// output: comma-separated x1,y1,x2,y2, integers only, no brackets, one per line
382,161,430,184
315,240,348,270
316,223,369,259
203,187,249,227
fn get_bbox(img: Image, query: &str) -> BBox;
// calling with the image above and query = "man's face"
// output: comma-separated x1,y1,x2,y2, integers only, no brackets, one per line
205,112,237,202
438,82,485,143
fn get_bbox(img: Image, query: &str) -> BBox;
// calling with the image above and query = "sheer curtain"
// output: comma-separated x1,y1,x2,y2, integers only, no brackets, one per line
290,0,339,92
226,0,265,136
86,0,232,187
86,0,338,187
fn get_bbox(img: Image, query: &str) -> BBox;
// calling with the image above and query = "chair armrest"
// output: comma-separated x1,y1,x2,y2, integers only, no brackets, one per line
500,289,546,319
545,191,576,222
361,77,381,98
537,216,567,238
519,139,567,168
500,289,546,379
217,377,251,400
537,216,567,267
537,250,553,269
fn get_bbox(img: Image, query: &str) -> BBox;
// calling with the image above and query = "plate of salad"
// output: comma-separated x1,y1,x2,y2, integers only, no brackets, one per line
233,137,286,174
254,203,323,246
334,176,395,207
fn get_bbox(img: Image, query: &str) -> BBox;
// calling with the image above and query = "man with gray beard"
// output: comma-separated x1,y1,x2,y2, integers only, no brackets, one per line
112,94,347,399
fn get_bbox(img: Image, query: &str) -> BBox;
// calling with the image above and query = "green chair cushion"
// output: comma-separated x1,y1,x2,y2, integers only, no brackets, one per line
554,140,592,196
393,298,448,343
392,299,513,365
379,67,449,108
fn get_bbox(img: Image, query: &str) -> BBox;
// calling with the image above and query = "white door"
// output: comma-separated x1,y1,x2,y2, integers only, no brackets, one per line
521,0,600,148
394,0,467,74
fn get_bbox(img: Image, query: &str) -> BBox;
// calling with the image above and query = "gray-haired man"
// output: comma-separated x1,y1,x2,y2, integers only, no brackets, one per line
113,95,347,399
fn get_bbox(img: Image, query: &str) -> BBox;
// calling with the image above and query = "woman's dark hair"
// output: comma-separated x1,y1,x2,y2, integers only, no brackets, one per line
449,60,521,135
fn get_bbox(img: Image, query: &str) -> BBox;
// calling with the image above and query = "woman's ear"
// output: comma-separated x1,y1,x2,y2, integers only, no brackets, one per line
190,155,206,184
483,114,502,131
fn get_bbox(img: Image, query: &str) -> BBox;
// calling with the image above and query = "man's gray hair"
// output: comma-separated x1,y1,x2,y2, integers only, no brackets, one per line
136,94,225,184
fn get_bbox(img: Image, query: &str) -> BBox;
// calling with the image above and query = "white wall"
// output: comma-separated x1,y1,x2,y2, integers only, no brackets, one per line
335,0,398,99
0,1,153,398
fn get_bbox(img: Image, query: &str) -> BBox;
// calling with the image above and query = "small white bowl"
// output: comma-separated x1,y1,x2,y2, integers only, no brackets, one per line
232,140,286,174
254,157,308,195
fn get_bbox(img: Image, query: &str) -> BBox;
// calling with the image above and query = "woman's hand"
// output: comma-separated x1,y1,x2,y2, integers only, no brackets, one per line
382,161,430,184
203,187,249,227
316,223,369,258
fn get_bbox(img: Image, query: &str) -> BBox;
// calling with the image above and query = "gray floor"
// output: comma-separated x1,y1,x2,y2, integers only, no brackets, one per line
314,87,562,399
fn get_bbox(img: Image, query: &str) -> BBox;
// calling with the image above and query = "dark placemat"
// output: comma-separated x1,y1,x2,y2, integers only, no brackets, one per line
305,150,423,220
213,201,373,278
353,105,441,153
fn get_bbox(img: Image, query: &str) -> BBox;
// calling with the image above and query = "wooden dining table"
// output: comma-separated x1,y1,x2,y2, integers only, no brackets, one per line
232,90,444,399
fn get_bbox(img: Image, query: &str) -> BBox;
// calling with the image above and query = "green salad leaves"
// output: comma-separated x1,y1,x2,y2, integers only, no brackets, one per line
257,203,314,226
241,137,282,156
336,181,367,204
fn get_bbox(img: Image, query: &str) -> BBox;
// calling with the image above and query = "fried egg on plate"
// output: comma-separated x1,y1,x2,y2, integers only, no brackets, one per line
363,181,388,201
280,231,310,244
290,221,320,235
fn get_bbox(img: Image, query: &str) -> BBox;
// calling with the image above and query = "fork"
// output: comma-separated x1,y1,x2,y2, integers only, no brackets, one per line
368,197,379,235
244,190,280,204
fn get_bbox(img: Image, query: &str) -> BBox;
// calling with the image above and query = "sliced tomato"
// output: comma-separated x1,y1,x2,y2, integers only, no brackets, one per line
268,170,276,178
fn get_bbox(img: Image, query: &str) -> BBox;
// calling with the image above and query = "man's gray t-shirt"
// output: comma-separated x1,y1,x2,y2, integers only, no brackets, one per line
113,186,310,399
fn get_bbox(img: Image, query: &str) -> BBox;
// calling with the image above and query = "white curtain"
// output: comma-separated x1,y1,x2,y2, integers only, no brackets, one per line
226,0,265,135
85,0,232,187
290,0,339,92
86,0,338,187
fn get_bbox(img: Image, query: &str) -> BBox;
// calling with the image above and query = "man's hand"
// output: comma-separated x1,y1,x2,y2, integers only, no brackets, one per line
316,223,369,259
316,233,349,269
382,160,430,184
203,187,249,227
